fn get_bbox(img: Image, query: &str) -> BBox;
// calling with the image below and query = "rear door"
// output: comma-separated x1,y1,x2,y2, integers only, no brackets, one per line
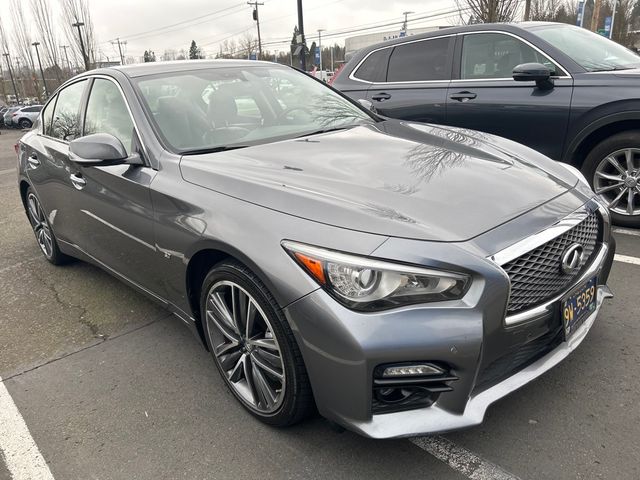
366,35,455,124
445,32,573,160
70,77,159,292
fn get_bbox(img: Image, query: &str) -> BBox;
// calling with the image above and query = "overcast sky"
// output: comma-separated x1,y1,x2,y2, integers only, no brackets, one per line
1,0,460,61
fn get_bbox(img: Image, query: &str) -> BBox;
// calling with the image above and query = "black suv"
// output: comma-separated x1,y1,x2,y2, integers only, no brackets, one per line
333,22,640,227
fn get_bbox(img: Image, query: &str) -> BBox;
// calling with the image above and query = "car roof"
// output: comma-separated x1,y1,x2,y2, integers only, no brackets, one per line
87,59,287,79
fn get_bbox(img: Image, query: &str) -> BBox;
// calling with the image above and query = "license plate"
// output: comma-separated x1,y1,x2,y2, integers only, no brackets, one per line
561,277,597,340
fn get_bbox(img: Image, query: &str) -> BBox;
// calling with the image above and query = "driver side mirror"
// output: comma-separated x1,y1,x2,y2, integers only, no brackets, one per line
512,63,554,90
69,133,142,166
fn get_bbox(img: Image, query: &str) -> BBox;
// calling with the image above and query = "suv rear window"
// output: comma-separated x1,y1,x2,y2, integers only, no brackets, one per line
387,37,453,82
353,48,391,82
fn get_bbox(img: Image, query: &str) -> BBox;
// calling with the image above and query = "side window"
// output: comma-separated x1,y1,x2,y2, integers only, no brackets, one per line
461,33,560,80
84,79,134,154
51,80,87,141
387,37,453,82
354,48,392,82
41,95,57,136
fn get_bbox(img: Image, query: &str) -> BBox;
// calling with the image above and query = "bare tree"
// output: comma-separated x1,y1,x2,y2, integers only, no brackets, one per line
31,0,60,69
611,0,636,46
455,0,522,23
530,0,564,20
59,0,98,70
10,0,40,99
238,33,258,59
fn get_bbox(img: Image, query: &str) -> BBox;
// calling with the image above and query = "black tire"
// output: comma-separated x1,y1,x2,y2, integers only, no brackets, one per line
25,187,70,265
200,259,314,426
18,119,32,129
582,130,640,228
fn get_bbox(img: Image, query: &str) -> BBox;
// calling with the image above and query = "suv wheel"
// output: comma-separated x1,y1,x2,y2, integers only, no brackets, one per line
200,260,314,426
583,131,640,228
19,119,32,129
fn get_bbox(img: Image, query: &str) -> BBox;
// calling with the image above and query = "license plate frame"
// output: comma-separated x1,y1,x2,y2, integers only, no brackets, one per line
561,276,597,340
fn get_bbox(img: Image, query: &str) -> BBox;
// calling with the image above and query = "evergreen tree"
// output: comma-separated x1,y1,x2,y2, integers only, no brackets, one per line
143,50,156,62
189,40,203,59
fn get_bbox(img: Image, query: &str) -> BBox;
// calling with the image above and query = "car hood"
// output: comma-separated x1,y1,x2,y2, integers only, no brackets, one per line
180,121,579,242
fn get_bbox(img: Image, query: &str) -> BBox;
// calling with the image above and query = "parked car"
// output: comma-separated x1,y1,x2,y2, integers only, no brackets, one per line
3,106,22,128
8,105,43,129
0,107,7,127
17,60,615,438
332,22,640,228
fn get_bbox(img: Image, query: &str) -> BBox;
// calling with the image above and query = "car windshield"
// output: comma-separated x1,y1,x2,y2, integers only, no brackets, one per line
533,24,640,72
134,64,375,153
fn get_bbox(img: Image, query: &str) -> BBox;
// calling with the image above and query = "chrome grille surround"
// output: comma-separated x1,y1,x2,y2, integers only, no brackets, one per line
502,211,600,315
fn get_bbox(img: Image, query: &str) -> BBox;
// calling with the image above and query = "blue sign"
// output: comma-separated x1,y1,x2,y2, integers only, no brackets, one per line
604,16,612,37
399,31,406,37
576,1,584,27
249,52,257,60
314,47,320,65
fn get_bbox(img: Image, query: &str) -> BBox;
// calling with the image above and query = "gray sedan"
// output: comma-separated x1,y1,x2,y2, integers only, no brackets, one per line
16,60,615,438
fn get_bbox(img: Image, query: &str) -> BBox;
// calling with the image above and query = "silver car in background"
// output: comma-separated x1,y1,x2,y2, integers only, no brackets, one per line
7,105,43,129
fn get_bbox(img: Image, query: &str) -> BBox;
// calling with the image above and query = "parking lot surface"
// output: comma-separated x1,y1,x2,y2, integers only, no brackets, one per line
0,128,639,479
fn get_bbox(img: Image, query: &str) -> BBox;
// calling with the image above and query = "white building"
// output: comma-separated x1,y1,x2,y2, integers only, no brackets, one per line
345,27,449,58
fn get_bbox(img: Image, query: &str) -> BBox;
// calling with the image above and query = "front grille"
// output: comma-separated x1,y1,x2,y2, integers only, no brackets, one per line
503,211,600,315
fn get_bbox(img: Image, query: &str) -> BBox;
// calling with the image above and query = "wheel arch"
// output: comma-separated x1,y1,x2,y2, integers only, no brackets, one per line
19,178,31,211
564,112,640,167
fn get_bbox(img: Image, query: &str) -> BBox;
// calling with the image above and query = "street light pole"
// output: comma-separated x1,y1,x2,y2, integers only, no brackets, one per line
317,29,325,74
72,21,90,71
2,52,20,104
32,42,48,98
297,0,306,71
60,45,72,74
610,0,618,39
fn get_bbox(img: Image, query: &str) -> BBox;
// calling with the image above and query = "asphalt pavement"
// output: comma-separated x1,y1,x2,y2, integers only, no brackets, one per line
0,127,639,479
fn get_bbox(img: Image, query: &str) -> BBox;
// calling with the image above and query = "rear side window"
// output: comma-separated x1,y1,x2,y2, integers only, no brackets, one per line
41,96,57,136
353,48,392,82
387,37,453,82
51,80,87,141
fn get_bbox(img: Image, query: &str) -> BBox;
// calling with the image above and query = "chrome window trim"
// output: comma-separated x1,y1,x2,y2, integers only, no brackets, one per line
348,29,571,86
348,33,457,85
489,199,610,326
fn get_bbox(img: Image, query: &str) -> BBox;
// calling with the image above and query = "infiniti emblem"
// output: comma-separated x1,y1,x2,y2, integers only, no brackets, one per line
561,243,585,275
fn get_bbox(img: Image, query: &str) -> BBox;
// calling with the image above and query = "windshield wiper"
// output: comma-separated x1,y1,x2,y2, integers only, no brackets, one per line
295,125,361,139
181,145,250,155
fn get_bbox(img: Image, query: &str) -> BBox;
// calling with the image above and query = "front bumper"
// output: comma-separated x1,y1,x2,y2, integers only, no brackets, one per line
283,202,615,439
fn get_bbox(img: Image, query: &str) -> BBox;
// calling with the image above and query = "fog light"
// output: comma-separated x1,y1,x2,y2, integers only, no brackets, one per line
381,364,443,378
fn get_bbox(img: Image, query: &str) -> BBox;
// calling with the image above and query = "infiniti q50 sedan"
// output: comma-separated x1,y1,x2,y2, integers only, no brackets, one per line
16,60,616,438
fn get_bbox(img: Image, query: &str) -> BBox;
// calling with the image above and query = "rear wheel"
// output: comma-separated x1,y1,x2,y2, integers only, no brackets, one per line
583,131,640,228
25,187,69,265
18,119,32,129
200,260,314,426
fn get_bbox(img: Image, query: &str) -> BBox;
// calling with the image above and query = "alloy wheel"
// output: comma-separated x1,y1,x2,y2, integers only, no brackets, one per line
27,192,54,259
205,280,286,414
593,148,640,216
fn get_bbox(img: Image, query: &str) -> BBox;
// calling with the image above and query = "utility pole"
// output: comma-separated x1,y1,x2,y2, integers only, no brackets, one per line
72,21,90,71
111,38,127,65
609,0,618,39
297,0,306,71
247,1,264,60
401,11,414,34
524,0,531,21
31,42,48,98
591,0,603,31
317,29,325,73
330,45,334,72
2,53,20,104
60,45,72,74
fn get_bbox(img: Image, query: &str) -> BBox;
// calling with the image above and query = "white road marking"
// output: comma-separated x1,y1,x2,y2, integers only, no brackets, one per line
0,377,55,480
614,254,640,265
613,227,640,237
410,436,520,480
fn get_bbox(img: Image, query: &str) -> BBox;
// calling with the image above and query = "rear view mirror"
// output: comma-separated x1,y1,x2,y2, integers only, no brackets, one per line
512,63,554,90
69,133,141,166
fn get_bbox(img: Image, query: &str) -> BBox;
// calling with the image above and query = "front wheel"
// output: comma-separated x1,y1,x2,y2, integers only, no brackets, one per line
200,260,314,426
583,131,640,228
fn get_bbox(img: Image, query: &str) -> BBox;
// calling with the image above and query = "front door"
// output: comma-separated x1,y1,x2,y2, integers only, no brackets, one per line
446,32,573,160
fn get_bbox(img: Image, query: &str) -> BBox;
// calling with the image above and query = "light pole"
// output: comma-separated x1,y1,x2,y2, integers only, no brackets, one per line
32,42,48,98
610,0,618,39
72,21,90,71
402,11,414,34
296,0,306,71
60,45,72,74
2,52,20,104
317,29,325,73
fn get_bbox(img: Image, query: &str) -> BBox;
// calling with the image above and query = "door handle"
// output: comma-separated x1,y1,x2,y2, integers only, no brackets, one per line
69,173,86,190
371,92,392,102
27,154,40,169
449,91,477,102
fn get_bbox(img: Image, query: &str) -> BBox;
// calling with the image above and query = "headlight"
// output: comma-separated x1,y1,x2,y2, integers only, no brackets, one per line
282,240,471,311
559,163,591,189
